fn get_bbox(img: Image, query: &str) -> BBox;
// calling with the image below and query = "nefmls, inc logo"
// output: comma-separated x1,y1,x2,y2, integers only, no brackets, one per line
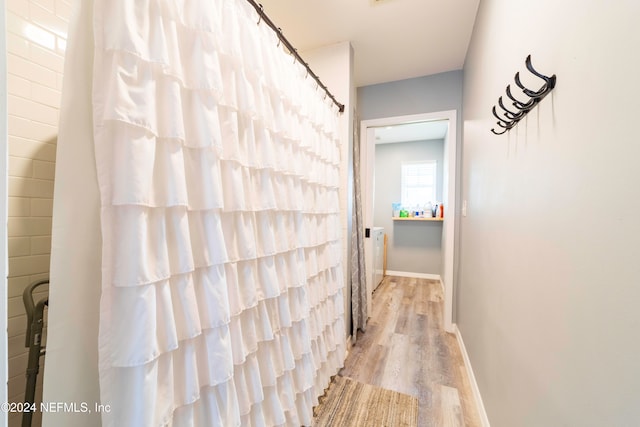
40,402,90,413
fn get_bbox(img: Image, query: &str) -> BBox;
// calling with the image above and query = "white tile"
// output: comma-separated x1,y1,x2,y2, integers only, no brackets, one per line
7,73,31,98
30,198,54,216
7,315,27,339
7,217,52,237
30,82,62,108
5,11,29,37
7,53,31,79
25,22,57,51
8,156,33,178
9,136,57,161
55,0,71,21
8,254,51,278
56,36,67,55
32,0,55,13
7,54,57,89
10,118,58,143
8,351,28,381
6,32,30,58
6,359,27,397
30,43,64,72
9,95,59,126
8,114,35,140
8,197,31,217
56,69,64,89
32,161,55,180
8,176,55,198
6,11,57,51
31,235,52,254
8,237,31,257
28,273,50,285
30,3,69,38
7,276,30,299
7,335,28,359
6,0,30,18
30,121,58,143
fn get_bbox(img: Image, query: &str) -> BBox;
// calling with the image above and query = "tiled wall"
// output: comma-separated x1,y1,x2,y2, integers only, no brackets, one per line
5,0,69,425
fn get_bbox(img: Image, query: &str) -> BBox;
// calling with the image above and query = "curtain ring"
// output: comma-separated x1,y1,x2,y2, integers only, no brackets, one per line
276,29,282,47
256,4,263,25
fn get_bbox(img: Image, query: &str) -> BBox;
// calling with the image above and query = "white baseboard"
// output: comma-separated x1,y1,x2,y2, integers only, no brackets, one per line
385,270,441,281
454,324,490,427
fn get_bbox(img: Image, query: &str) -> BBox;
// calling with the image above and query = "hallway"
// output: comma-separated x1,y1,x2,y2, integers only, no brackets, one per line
339,276,481,426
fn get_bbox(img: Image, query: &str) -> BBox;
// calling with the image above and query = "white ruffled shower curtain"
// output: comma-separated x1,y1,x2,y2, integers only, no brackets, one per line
45,0,345,426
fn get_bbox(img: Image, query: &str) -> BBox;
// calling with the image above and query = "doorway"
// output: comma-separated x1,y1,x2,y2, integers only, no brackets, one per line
360,110,458,332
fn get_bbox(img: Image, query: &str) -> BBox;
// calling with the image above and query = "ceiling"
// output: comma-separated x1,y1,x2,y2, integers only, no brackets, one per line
374,120,448,144
257,0,480,87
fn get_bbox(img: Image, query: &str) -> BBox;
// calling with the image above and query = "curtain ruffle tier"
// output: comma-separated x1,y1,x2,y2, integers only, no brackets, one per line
92,0,345,426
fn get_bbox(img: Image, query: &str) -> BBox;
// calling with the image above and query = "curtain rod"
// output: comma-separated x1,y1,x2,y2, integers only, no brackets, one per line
245,0,345,113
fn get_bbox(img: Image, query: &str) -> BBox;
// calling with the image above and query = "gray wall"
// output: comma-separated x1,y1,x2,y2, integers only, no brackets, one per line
357,70,463,121
374,140,444,274
460,1,640,426
358,69,463,309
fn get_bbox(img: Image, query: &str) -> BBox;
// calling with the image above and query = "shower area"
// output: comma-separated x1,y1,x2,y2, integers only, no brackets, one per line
4,1,354,426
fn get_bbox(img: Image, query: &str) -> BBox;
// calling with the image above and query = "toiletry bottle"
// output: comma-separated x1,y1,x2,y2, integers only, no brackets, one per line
425,202,433,218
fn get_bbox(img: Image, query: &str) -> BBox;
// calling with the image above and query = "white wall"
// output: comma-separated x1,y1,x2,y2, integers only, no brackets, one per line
301,42,355,337
460,1,640,425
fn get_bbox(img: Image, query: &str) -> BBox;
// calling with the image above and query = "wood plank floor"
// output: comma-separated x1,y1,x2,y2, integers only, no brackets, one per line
339,276,481,427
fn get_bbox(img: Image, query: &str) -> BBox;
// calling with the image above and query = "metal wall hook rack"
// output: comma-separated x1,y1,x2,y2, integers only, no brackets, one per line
491,55,556,135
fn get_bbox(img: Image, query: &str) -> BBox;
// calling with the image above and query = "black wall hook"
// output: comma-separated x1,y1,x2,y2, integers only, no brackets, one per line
506,85,535,110
490,55,556,135
525,55,556,92
492,106,511,126
498,96,523,120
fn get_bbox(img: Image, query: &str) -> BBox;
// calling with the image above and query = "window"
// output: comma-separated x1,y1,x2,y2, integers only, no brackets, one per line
401,161,436,208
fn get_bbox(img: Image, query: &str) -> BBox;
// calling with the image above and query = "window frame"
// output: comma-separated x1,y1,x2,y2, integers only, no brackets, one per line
400,160,437,208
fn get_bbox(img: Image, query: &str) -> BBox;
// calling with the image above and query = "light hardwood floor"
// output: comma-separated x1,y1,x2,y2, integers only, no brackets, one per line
339,276,481,427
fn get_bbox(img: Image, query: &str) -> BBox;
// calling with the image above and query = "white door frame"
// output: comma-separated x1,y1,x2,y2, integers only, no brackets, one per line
360,110,457,332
